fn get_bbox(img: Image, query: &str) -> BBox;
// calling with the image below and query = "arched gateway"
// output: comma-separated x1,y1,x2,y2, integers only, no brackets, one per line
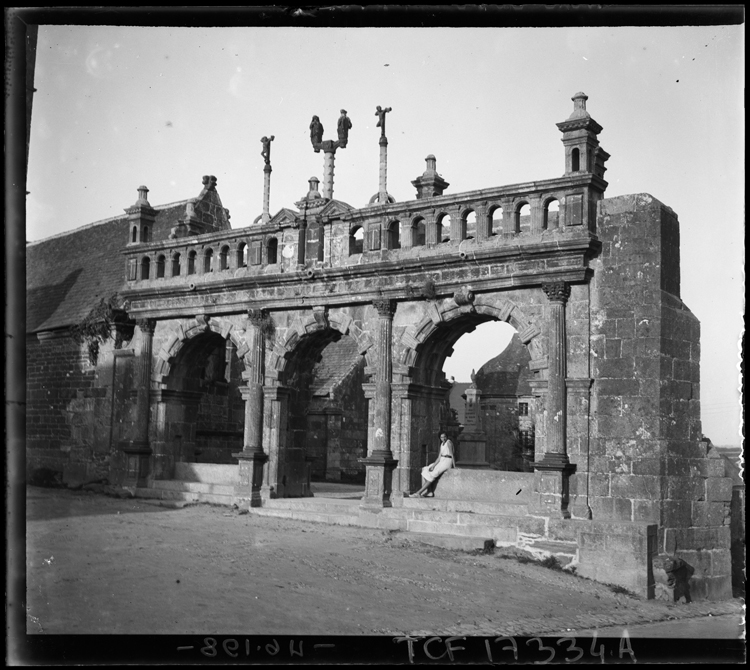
73,93,733,599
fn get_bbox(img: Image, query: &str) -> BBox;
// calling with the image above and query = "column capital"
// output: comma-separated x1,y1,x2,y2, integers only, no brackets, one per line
247,308,268,326
542,281,571,303
373,298,396,318
136,318,156,334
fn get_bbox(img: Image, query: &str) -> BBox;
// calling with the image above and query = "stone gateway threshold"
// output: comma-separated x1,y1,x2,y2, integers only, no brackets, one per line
26,93,744,603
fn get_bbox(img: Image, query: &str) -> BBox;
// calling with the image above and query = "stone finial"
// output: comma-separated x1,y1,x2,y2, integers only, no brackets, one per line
412,154,449,200
135,185,150,206
305,176,322,200
567,91,591,120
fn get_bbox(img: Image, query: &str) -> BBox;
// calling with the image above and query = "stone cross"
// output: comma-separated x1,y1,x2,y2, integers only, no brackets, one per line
375,105,392,139
260,135,275,166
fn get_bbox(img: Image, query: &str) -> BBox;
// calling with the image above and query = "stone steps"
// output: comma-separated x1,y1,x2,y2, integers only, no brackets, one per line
401,496,529,516
134,483,234,506
400,531,495,553
407,518,522,544
248,496,362,526
173,462,239,485
152,480,237,496
133,463,240,507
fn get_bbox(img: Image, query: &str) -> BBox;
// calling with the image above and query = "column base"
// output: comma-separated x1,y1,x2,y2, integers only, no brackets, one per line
531,455,576,519
358,454,398,511
119,440,152,488
233,450,269,508
533,452,577,474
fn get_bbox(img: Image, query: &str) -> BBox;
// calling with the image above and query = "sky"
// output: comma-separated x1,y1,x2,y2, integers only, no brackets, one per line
26,23,743,445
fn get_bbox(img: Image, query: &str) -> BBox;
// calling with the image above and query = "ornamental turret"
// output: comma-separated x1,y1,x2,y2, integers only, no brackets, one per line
556,92,609,179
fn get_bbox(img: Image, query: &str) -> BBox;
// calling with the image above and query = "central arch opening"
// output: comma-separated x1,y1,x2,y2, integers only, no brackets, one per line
280,328,368,484
413,315,536,473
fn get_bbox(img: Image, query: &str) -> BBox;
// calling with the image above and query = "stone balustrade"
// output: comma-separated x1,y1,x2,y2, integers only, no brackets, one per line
123,173,605,285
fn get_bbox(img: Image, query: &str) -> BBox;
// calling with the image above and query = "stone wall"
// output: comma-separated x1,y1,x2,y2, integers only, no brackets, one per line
586,193,732,600
26,332,136,485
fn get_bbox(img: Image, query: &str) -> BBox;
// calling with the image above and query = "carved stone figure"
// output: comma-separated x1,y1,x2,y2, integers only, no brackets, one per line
260,135,275,165
375,105,392,137
310,116,324,151
337,109,352,146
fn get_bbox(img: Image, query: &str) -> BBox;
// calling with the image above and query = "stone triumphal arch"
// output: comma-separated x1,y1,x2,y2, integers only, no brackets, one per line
30,93,735,599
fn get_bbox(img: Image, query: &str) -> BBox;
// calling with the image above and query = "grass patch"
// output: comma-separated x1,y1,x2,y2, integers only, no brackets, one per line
607,583,638,597
540,555,563,572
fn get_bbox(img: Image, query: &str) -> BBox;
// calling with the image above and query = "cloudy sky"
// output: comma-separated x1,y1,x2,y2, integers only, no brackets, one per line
26,21,743,445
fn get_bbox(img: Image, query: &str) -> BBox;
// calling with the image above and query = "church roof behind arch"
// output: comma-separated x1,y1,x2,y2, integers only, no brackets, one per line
474,333,533,397
26,200,188,334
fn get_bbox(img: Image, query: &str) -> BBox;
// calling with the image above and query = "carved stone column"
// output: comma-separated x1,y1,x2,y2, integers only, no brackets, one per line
377,135,389,202
261,163,272,224
532,282,576,519
260,384,291,500
233,309,268,507
359,299,398,510
322,148,336,200
536,282,573,470
121,319,155,487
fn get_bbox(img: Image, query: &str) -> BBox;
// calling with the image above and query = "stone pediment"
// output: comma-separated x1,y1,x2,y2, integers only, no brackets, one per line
269,207,300,228
317,199,354,220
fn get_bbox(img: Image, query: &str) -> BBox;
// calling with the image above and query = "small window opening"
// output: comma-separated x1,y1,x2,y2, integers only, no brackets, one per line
349,227,364,255
571,148,580,172
388,221,401,249
267,238,278,264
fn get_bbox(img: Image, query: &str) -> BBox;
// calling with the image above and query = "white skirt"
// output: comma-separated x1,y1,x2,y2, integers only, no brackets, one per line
421,456,453,483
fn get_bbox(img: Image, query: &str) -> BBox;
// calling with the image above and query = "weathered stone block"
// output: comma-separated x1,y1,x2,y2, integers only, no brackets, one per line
596,379,640,396
692,501,729,528
661,500,693,527
632,499,660,523
705,477,733,503
613,497,633,521
666,475,705,501
589,475,610,497
631,459,663,476
610,474,660,500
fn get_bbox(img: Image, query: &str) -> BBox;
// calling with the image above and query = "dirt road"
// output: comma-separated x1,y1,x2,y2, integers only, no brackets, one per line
22,487,744,647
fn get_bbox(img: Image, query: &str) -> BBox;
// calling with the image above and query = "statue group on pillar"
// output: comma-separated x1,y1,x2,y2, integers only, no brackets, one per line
337,109,352,147
309,116,324,152
309,110,353,153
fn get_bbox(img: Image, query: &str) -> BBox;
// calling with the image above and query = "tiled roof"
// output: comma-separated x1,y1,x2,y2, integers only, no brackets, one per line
26,201,188,333
311,336,363,397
